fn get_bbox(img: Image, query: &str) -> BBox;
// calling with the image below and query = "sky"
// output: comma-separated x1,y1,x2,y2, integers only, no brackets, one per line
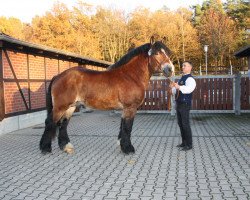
0,0,203,23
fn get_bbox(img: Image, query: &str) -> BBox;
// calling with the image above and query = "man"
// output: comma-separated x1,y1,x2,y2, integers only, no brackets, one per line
171,61,196,151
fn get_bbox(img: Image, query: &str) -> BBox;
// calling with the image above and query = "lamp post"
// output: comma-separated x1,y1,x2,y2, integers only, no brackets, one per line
204,45,209,75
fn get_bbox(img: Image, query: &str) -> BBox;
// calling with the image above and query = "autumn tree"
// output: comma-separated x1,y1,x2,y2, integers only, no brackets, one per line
127,8,152,46
0,17,24,39
192,0,247,72
176,8,201,64
199,7,238,68
1,0,247,74
128,8,200,71
71,2,101,58
31,2,75,51
92,7,130,62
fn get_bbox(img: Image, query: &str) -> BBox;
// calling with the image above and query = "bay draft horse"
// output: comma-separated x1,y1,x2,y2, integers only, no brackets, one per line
39,37,173,155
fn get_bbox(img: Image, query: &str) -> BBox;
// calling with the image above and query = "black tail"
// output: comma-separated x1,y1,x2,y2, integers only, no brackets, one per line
40,76,58,153
46,76,57,115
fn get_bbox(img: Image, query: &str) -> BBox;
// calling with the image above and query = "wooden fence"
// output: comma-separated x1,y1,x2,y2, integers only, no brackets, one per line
241,76,250,110
139,79,169,111
138,75,250,112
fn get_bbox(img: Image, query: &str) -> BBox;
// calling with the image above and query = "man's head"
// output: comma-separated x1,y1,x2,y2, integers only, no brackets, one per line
182,61,193,74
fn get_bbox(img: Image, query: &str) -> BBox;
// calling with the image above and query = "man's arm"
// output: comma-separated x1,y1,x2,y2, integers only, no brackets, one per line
179,77,196,94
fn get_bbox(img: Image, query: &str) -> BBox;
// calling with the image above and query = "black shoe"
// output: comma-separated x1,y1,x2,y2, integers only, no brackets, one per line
181,146,193,151
176,143,185,148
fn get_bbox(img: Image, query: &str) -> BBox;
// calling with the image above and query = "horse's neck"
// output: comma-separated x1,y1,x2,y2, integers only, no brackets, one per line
123,54,152,88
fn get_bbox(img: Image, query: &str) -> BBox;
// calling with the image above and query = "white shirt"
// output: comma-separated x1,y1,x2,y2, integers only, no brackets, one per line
172,76,196,94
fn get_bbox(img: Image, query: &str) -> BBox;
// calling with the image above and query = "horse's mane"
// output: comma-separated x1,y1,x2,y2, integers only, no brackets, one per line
108,43,151,70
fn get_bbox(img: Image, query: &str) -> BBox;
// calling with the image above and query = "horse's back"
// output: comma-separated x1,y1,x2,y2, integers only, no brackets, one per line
51,65,145,110
50,66,121,109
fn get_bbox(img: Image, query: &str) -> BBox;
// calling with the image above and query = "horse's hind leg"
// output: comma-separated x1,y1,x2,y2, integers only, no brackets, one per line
117,118,123,145
120,107,136,154
40,113,57,154
58,106,76,154
58,118,70,149
58,118,74,154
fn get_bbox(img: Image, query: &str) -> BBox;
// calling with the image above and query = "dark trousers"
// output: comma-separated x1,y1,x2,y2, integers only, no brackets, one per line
176,103,192,147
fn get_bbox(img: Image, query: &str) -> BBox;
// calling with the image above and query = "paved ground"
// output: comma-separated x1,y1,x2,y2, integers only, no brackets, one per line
0,111,249,200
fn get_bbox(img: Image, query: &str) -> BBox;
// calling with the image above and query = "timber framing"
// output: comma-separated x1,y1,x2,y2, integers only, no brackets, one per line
0,33,112,121
0,46,4,121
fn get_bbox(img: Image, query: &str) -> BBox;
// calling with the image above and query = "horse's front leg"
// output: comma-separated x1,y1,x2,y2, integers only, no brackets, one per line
119,107,136,154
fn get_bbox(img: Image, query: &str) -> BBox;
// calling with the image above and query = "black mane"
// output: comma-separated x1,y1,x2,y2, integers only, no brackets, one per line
152,41,172,56
107,41,172,70
108,43,151,70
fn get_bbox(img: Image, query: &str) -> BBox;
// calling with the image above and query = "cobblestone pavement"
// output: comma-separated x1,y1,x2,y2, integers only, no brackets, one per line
0,111,249,200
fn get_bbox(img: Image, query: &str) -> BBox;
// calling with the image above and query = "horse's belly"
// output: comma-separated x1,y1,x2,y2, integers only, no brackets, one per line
83,97,123,110
78,81,123,110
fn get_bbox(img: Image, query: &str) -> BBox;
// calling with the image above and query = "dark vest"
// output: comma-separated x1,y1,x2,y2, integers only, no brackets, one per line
176,74,194,105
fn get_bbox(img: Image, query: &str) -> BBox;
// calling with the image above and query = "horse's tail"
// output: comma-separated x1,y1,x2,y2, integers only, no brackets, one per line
46,76,57,116
40,76,58,146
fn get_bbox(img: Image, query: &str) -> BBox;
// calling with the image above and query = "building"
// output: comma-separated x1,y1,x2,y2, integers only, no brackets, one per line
0,33,112,134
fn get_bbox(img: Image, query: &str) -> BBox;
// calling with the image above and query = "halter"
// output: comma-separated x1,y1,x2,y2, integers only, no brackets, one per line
148,53,179,111
148,53,175,90
148,53,169,73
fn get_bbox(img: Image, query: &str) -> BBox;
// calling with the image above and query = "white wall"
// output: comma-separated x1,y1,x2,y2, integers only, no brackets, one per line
0,111,47,135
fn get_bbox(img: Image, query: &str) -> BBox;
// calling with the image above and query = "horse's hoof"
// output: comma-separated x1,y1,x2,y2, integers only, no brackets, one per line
64,143,74,154
117,139,121,146
121,143,135,154
40,141,52,154
40,146,52,154
41,149,51,154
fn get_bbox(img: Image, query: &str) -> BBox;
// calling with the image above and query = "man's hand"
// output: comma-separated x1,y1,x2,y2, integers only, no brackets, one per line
169,82,175,88
173,83,180,90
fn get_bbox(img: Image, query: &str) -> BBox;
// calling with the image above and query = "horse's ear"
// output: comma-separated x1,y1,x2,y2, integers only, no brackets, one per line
161,36,167,44
150,36,155,45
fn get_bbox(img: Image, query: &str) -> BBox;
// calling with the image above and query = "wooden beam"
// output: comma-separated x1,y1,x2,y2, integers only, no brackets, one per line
0,48,5,121
3,50,29,110
27,54,31,110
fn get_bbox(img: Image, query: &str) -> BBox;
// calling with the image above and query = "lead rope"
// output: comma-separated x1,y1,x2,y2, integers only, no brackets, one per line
166,78,180,111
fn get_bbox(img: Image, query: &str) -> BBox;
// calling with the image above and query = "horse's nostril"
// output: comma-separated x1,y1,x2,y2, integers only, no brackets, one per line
163,67,170,74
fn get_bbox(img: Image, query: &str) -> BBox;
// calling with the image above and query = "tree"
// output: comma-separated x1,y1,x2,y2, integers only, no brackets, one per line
128,8,200,70
0,17,24,39
192,4,203,27
224,0,250,29
127,8,152,46
31,2,75,51
201,0,225,13
224,0,250,46
2,0,246,74
192,0,246,71
92,7,130,62
199,7,238,68
71,2,101,58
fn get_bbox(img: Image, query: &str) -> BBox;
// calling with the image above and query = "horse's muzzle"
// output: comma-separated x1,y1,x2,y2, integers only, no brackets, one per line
162,64,173,77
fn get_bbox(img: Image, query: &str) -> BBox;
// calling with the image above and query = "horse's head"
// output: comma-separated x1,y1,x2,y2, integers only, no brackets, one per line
148,37,173,77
